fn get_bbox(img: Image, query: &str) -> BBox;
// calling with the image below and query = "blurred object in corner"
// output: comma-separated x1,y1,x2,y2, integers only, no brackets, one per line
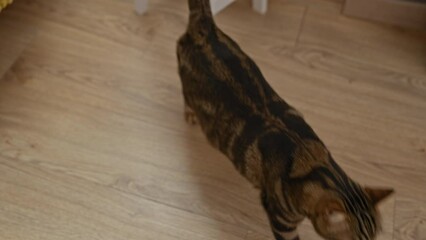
0,2,37,79
343,0,426,30
0,0,13,11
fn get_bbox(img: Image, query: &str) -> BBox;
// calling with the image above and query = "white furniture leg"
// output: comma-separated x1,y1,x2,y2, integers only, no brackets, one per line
210,0,235,15
134,0,148,15
252,0,268,14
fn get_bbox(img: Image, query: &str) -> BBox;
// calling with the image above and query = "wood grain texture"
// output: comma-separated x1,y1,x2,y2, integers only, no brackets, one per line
0,0,425,239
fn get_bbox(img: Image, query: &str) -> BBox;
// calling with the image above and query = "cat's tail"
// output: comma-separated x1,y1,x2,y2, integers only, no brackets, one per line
188,0,214,25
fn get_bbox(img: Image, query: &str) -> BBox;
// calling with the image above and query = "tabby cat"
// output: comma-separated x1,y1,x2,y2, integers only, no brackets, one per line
176,1,394,239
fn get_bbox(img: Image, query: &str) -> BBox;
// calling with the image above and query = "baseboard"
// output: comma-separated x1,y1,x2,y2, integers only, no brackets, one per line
343,0,426,30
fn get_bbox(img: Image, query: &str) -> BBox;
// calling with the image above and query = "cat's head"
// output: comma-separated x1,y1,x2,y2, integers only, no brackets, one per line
311,187,393,240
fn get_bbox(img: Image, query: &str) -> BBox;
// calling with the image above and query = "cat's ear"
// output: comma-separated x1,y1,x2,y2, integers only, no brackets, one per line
364,187,394,205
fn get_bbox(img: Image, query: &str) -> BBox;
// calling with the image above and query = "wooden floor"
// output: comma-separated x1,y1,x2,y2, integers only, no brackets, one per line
0,0,425,239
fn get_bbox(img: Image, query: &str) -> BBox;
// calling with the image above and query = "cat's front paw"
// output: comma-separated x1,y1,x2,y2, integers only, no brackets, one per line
184,106,198,125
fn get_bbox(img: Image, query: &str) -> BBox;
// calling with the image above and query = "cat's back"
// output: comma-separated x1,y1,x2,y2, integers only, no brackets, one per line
177,24,243,70
178,24,278,113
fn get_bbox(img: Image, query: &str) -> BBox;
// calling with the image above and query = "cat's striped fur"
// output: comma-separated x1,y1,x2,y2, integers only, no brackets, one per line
176,1,393,239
